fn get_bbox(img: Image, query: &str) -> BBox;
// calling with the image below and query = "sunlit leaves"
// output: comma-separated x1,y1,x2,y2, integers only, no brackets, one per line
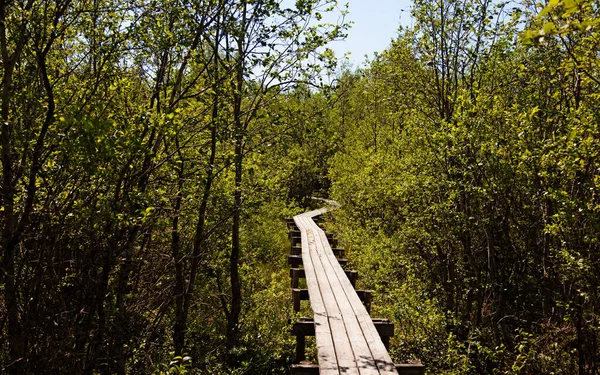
521,0,600,44
326,1,600,373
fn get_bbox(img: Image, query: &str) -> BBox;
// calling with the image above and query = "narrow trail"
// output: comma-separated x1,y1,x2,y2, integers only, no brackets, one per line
286,205,425,375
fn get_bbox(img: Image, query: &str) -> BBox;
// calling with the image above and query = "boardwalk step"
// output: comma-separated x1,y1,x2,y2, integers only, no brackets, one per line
292,317,394,347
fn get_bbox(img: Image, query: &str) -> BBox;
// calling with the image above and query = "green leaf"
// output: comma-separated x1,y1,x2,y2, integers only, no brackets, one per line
542,21,556,35
538,0,561,18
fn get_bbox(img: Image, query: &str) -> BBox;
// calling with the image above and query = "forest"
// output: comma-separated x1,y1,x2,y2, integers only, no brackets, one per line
0,0,599,373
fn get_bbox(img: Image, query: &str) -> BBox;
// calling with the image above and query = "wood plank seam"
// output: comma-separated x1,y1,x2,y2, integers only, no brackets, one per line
308,228,362,373
306,226,351,373
297,216,338,373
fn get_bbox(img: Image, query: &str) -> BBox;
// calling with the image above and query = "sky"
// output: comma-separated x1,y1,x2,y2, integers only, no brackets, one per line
328,0,415,69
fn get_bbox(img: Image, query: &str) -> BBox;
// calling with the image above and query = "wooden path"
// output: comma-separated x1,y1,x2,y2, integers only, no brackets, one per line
287,206,425,375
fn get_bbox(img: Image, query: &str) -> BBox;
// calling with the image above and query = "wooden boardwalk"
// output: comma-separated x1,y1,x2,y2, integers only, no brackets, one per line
287,206,425,375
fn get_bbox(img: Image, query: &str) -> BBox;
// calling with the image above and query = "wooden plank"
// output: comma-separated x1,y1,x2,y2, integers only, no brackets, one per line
288,254,348,268
313,224,398,375
302,215,345,375
295,216,338,374
310,224,379,375
302,212,361,372
305,228,359,375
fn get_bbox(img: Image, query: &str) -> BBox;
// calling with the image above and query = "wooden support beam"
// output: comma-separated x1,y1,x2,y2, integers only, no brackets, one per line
291,289,370,312
292,317,393,338
291,362,319,375
288,230,301,239
356,289,372,313
290,268,302,288
289,267,303,280
291,362,425,375
287,255,302,267
395,363,426,375
292,288,309,300
346,269,358,287
290,268,357,288
295,335,306,362
289,235,301,246
286,220,298,231
292,289,303,312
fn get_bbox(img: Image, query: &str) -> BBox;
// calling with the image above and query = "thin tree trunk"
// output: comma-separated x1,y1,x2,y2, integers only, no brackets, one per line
172,136,185,356
1,13,23,375
227,2,246,360
173,11,222,356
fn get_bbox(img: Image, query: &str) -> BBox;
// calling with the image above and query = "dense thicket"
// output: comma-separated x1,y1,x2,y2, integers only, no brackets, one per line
0,0,346,373
325,1,600,374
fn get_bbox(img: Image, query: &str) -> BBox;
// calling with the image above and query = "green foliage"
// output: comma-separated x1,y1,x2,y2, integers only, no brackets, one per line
155,355,193,375
326,0,600,373
522,0,600,44
0,0,347,373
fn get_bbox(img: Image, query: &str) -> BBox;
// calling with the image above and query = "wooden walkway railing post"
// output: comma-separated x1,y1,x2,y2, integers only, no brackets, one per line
285,208,426,375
